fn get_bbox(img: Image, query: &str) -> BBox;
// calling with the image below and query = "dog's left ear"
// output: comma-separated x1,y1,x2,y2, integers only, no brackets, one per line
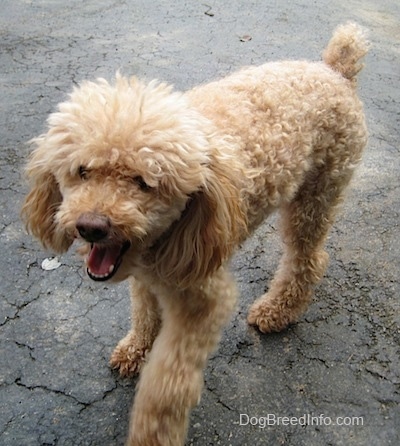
154,154,247,289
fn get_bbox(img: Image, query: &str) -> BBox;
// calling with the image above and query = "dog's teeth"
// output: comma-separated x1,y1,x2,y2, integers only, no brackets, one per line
88,269,111,279
108,264,114,274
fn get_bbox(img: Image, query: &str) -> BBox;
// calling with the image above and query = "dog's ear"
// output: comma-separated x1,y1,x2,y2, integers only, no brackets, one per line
21,147,72,253
154,155,247,288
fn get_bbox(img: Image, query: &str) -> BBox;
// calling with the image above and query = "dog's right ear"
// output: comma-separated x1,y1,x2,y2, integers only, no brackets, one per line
21,146,72,253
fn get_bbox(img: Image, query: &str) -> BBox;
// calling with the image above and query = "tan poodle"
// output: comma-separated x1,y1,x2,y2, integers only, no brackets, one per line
22,22,368,446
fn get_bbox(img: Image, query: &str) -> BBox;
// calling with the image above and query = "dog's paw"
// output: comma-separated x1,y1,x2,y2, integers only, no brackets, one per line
110,333,149,377
247,297,294,333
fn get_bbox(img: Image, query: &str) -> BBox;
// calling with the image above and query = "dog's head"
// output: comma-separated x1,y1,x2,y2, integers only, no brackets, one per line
21,75,247,288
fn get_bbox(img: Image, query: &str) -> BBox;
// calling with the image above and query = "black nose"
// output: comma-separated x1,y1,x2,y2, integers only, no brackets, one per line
76,212,111,243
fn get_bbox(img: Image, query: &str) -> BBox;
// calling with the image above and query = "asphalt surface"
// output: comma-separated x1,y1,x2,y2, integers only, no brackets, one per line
1,1,399,445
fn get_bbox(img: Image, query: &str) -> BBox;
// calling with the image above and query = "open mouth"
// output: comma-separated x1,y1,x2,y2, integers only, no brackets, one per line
86,241,131,281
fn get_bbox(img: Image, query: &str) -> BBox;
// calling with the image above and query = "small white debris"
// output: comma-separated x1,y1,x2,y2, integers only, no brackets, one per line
41,257,61,271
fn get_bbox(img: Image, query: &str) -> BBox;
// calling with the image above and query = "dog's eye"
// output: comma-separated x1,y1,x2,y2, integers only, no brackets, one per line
132,176,151,191
79,166,89,180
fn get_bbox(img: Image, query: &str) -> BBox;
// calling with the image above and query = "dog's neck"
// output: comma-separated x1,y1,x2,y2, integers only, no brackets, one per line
142,193,196,266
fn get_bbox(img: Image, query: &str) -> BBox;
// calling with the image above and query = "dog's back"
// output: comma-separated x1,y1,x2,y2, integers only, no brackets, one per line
187,22,369,230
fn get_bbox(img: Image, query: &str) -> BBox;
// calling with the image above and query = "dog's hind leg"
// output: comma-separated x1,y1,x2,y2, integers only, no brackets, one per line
248,164,355,333
110,278,161,376
127,268,237,446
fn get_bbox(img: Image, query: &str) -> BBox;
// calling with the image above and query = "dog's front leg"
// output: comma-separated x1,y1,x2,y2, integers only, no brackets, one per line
127,268,237,446
110,278,161,376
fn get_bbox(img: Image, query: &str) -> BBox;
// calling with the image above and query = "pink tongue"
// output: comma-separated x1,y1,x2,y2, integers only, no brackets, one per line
88,244,121,276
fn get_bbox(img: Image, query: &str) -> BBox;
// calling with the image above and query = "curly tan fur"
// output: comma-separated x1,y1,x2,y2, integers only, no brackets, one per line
21,23,368,446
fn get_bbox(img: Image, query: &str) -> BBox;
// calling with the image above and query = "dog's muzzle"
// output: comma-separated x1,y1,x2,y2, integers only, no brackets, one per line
76,212,130,281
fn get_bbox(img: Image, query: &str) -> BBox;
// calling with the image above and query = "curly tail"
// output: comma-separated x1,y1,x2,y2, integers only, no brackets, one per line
323,22,369,86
